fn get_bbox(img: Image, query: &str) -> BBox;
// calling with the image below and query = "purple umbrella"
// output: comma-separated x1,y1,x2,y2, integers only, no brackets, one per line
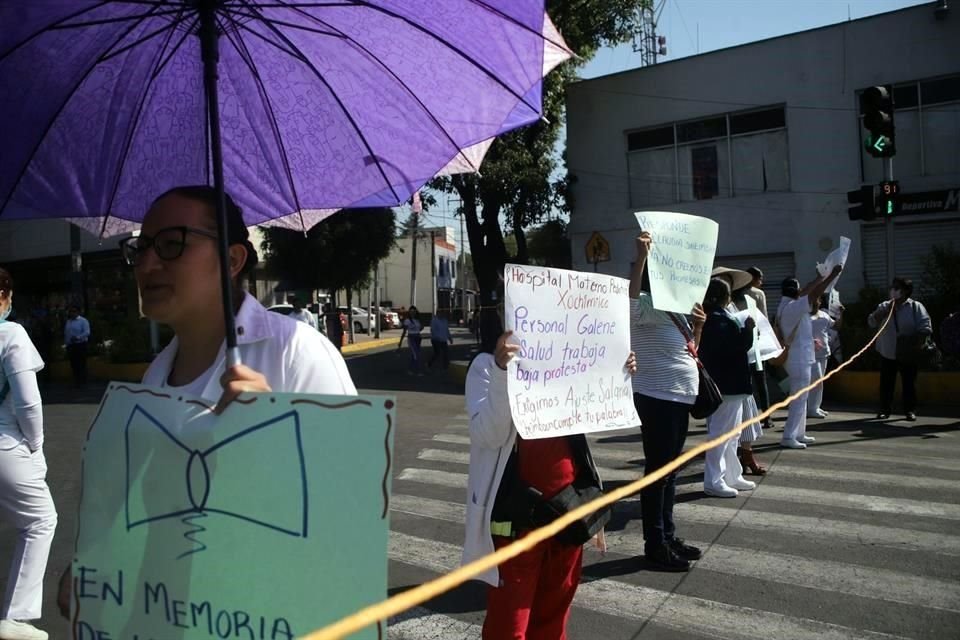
0,0,570,362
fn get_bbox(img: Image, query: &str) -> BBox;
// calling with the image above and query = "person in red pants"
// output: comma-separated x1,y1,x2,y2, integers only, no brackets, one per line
462,310,636,639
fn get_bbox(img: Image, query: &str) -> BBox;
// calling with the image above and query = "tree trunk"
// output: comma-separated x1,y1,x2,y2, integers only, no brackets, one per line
513,212,529,266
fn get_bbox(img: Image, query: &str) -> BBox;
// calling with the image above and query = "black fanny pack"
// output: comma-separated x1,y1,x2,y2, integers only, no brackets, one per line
491,441,610,546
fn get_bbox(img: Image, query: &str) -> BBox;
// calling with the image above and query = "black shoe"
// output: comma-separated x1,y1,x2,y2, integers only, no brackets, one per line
877,412,890,420
668,537,702,561
645,545,690,572
905,412,917,422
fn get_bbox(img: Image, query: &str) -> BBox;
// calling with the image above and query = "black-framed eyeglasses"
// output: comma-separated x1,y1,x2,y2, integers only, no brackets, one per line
119,226,218,266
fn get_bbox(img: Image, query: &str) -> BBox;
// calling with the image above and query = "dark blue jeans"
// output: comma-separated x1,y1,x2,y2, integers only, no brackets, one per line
634,393,690,553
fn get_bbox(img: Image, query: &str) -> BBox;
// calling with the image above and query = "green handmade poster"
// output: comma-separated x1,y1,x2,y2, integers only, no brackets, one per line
71,383,395,639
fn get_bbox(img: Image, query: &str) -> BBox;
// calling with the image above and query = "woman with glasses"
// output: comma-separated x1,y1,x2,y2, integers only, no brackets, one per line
116,185,356,408
58,185,356,617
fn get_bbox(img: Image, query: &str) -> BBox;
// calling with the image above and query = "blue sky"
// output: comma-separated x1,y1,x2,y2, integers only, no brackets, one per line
416,0,929,248
582,0,929,79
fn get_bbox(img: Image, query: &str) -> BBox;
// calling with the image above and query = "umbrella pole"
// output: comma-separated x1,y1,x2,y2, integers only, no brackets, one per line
199,2,241,368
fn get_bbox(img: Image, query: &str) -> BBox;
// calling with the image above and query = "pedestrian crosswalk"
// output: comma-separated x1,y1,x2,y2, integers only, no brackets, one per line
384,412,960,639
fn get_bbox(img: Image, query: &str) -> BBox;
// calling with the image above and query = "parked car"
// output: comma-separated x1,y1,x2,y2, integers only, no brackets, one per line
378,307,400,329
338,306,376,333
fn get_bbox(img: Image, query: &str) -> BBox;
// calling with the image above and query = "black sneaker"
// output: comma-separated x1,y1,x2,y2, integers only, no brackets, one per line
645,544,690,572
668,537,702,561
877,412,891,420
905,412,917,422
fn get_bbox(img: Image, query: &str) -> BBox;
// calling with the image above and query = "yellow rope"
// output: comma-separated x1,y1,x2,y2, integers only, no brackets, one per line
302,306,893,640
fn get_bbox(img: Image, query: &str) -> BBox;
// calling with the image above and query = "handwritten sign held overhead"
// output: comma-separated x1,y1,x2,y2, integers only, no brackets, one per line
504,264,639,439
72,384,394,640
634,211,719,314
817,236,851,294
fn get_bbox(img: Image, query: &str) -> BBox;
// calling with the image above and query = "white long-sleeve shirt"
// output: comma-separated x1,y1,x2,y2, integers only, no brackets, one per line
1,321,45,451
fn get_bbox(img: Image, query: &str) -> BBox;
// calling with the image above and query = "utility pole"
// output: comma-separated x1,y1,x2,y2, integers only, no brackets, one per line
409,200,420,308
430,230,437,316
373,261,381,339
458,211,466,323
884,157,895,285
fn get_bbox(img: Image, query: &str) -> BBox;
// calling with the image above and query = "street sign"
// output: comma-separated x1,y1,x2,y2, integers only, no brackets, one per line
585,231,611,264
896,188,960,216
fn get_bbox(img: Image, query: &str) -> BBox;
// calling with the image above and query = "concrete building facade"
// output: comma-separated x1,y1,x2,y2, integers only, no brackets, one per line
565,3,959,310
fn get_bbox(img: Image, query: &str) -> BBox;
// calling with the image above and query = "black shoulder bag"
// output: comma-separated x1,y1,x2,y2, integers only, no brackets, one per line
667,312,722,419
491,439,610,546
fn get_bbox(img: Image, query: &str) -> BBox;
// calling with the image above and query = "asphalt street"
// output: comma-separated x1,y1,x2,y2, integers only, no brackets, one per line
2,327,959,639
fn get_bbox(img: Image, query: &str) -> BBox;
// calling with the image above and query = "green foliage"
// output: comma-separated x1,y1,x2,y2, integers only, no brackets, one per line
430,1,650,304
920,244,960,370
527,220,573,268
837,287,886,371
261,208,397,293
105,317,172,364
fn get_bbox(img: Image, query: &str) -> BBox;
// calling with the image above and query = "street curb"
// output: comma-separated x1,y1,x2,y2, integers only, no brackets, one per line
342,336,397,355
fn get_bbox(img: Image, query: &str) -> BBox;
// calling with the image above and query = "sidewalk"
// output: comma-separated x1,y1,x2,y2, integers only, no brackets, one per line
342,329,401,355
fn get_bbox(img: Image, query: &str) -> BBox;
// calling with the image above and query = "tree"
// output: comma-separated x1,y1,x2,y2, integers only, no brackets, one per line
527,219,572,268
261,207,396,304
430,1,649,313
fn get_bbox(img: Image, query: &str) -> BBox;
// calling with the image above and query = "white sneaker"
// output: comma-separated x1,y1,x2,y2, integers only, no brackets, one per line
817,409,829,418
728,478,757,491
799,435,816,444
0,620,49,640
704,484,738,498
780,439,807,449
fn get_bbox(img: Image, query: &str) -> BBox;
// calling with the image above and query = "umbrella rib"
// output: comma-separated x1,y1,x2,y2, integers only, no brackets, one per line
97,18,180,64
0,1,111,62
314,0,540,115
0,4,166,217
221,10,345,38
48,8,184,30
217,14,307,231
237,0,401,204
466,0,571,53
151,14,200,79
230,18,322,59
100,7,187,238
277,1,482,175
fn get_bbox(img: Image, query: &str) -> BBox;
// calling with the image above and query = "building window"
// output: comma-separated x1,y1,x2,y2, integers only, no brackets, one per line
626,106,789,207
861,75,960,181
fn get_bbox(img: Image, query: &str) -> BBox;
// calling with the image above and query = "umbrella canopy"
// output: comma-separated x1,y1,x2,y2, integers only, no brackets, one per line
0,1,571,233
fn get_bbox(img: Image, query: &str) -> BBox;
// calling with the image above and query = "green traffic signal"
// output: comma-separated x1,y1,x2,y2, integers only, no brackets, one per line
886,200,894,215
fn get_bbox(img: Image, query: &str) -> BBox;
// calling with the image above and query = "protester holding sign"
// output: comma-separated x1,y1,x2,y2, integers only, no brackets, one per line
462,316,636,639
776,266,842,450
628,232,706,572
57,185,357,617
698,279,758,498
0,267,57,640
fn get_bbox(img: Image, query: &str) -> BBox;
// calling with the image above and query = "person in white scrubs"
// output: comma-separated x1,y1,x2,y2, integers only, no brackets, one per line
0,267,57,640
57,185,357,616
776,266,842,449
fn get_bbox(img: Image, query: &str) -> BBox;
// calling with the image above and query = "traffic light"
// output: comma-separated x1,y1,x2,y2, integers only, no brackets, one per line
860,85,896,158
878,180,900,216
847,185,878,221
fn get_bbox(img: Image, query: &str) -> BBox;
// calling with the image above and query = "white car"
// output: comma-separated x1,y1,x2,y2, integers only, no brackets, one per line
338,306,376,333
378,307,400,329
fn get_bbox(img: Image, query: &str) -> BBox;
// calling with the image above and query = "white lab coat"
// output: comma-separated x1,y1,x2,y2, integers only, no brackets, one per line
461,353,516,587
142,294,356,399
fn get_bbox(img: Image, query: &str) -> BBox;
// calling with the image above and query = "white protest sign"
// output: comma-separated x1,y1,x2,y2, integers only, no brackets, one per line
734,307,782,363
634,211,719,314
817,236,851,293
504,264,639,439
